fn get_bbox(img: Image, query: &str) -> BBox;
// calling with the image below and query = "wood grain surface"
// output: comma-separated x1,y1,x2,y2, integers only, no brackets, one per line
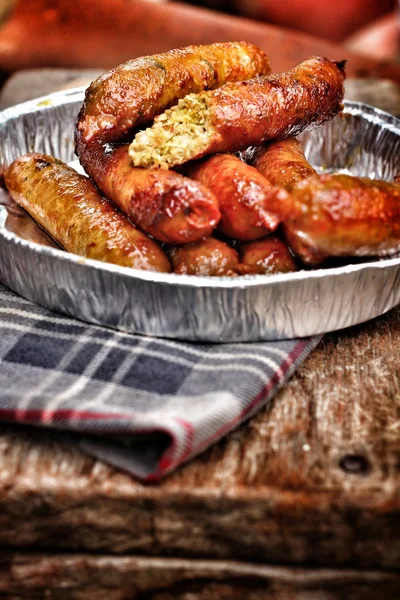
0,553,399,599
2,0,400,82
0,305,399,574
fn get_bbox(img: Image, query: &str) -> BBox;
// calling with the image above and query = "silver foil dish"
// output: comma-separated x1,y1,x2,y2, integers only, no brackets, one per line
0,90,400,342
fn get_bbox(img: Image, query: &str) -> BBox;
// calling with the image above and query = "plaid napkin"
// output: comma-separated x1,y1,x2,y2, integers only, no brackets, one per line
0,282,320,481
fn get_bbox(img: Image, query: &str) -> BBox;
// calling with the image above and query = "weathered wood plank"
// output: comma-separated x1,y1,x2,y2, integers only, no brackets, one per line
0,306,399,567
0,553,399,600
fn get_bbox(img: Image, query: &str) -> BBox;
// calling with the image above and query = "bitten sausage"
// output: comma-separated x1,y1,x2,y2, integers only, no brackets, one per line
252,137,317,190
78,142,221,244
169,237,240,276
76,41,271,146
4,153,171,273
283,174,400,265
239,236,297,274
186,153,283,241
75,42,270,245
129,57,345,169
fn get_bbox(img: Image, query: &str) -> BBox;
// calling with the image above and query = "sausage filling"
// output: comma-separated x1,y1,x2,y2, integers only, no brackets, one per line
129,94,214,169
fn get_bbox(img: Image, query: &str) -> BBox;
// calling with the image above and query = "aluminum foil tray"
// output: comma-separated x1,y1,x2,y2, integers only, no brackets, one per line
1,90,400,342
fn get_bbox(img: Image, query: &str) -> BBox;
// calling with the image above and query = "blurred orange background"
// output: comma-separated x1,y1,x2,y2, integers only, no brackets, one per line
0,0,398,79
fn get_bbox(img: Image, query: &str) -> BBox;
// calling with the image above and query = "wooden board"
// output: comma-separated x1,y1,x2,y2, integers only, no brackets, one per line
1,554,399,599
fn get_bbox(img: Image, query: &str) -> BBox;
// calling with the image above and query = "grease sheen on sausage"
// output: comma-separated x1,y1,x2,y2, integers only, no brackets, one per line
79,142,221,244
283,173,400,265
75,42,270,245
4,153,171,273
187,153,282,241
170,237,240,276
129,57,345,169
252,137,317,190
239,236,297,274
76,41,271,146
248,139,400,265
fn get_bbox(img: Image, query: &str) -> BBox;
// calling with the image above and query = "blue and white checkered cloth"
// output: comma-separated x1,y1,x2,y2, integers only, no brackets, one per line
0,283,320,480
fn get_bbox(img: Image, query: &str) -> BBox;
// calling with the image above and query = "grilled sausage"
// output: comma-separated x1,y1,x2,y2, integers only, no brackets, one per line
79,142,221,244
4,153,171,272
247,138,400,265
252,137,317,189
187,153,283,241
129,57,345,169
75,42,270,245
283,173,400,265
239,236,297,274
76,41,271,146
246,137,317,224
169,237,240,276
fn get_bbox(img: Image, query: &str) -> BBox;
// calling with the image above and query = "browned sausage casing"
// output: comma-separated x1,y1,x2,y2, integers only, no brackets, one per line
284,174,400,265
76,41,271,146
252,137,317,190
130,57,345,169
79,142,221,244
248,136,317,223
4,153,171,273
170,237,240,276
239,236,297,274
75,42,270,246
187,154,282,241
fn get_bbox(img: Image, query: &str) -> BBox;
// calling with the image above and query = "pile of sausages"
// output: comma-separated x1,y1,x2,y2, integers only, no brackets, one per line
5,41,400,276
